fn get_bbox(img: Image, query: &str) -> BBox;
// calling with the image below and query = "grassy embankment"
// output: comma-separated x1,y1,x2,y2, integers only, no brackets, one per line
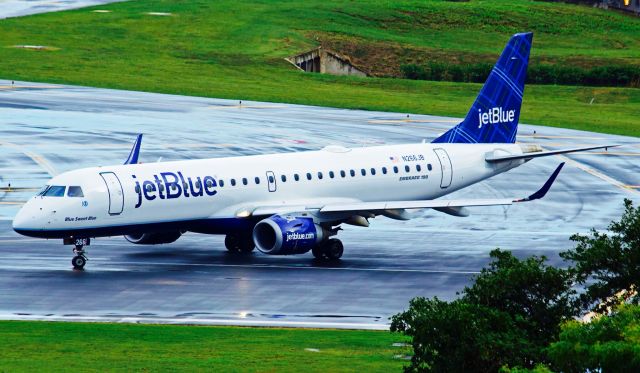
0,321,406,372
0,0,638,136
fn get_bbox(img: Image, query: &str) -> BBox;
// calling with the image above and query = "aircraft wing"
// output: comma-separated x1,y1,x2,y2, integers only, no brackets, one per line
320,162,564,215
485,144,617,163
240,163,565,219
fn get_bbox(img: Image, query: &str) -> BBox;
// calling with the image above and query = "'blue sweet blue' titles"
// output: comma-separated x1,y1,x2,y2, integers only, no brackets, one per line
133,172,217,208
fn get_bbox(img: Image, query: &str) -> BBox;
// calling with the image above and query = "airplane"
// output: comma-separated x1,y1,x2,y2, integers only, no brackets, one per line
12,32,615,270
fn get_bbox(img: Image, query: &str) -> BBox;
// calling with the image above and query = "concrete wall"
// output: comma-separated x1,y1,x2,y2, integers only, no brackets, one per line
287,48,367,77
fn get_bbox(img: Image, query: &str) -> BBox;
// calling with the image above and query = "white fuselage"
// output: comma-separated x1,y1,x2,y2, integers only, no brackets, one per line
12,142,524,238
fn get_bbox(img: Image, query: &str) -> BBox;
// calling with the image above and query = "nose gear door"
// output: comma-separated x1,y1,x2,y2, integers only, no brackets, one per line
100,172,124,215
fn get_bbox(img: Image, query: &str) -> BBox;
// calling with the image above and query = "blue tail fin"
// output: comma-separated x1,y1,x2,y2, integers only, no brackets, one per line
432,32,533,144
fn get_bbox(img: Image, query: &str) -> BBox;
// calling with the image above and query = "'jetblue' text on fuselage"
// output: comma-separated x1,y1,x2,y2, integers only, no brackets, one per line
133,172,217,208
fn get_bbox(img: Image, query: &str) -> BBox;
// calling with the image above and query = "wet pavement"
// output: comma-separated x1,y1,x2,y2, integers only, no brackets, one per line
0,80,638,329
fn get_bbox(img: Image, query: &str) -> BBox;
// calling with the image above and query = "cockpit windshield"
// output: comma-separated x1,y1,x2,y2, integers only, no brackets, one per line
36,185,50,196
67,186,84,197
42,185,66,197
36,185,83,197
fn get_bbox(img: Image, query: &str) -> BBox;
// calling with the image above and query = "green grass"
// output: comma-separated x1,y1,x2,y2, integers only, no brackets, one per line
0,321,407,372
0,0,638,136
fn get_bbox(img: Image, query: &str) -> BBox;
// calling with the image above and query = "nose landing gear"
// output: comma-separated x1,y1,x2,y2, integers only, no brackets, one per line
72,245,87,270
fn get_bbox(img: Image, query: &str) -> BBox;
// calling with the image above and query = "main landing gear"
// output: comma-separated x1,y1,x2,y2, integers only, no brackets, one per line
312,238,344,261
72,245,87,270
225,234,255,254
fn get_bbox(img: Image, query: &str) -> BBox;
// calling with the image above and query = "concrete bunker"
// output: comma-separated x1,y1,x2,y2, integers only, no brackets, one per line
286,47,367,77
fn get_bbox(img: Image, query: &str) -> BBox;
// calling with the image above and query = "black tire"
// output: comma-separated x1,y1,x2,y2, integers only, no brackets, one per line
72,255,86,270
312,245,325,259
224,234,240,252
238,239,255,254
325,239,344,260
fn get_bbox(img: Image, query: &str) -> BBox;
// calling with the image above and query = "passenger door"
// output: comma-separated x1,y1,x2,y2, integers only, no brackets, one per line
100,172,124,215
433,148,453,188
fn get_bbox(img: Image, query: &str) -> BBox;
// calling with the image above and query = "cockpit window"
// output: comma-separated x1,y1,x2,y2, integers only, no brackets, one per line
43,185,66,197
37,185,51,196
67,186,84,197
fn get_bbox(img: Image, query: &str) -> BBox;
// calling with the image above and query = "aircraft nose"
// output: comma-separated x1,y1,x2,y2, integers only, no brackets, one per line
12,201,38,235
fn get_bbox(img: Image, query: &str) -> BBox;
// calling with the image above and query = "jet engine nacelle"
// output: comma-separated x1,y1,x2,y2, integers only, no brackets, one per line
253,215,326,255
124,231,182,245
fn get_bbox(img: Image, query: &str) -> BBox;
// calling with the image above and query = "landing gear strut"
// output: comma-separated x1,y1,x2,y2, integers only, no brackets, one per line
72,245,87,270
313,238,344,261
225,234,255,254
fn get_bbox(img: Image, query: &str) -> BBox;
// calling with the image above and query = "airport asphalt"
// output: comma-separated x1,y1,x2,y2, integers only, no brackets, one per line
0,0,123,19
0,80,638,329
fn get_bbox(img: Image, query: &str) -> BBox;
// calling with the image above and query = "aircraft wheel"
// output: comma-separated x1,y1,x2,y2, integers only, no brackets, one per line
239,239,255,254
312,245,325,259
324,238,343,260
224,234,241,252
72,255,86,270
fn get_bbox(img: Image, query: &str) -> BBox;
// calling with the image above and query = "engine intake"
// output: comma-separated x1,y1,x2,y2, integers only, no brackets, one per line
124,231,182,245
253,215,325,255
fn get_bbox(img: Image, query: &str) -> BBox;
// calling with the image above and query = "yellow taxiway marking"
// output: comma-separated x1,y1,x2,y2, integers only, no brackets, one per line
555,153,639,196
0,141,57,177
0,188,39,192
519,135,607,140
0,201,26,205
207,105,287,110
590,152,640,156
367,119,457,124
0,85,61,90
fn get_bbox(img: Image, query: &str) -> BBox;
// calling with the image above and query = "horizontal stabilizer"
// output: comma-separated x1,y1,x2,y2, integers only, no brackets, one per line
486,144,618,162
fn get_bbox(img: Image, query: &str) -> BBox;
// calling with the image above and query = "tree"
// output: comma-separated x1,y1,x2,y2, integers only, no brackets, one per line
391,250,577,371
561,198,640,312
462,249,578,360
546,304,640,372
390,297,529,373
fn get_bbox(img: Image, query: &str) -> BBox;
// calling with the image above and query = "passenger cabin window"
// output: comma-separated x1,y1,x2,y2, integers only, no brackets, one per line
361,169,366,176
370,168,376,176
242,178,248,186
340,170,346,178
393,166,399,174
329,171,335,179
254,177,260,185
405,165,410,173
294,174,300,181
382,167,387,174
281,175,287,182
318,172,323,180
350,169,355,177
219,180,225,187
428,164,433,171
306,173,312,180
67,186,84,197
416,165,422,172
231,179,237,186
44,185,66,197
268,175,274,183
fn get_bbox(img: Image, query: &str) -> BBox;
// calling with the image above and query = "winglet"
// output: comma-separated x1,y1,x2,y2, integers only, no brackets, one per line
124,134,143,165
514,162,564,202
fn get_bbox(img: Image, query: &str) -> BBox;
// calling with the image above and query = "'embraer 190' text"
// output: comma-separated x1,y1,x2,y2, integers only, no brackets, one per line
133,172,217,208
477,107,515,128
